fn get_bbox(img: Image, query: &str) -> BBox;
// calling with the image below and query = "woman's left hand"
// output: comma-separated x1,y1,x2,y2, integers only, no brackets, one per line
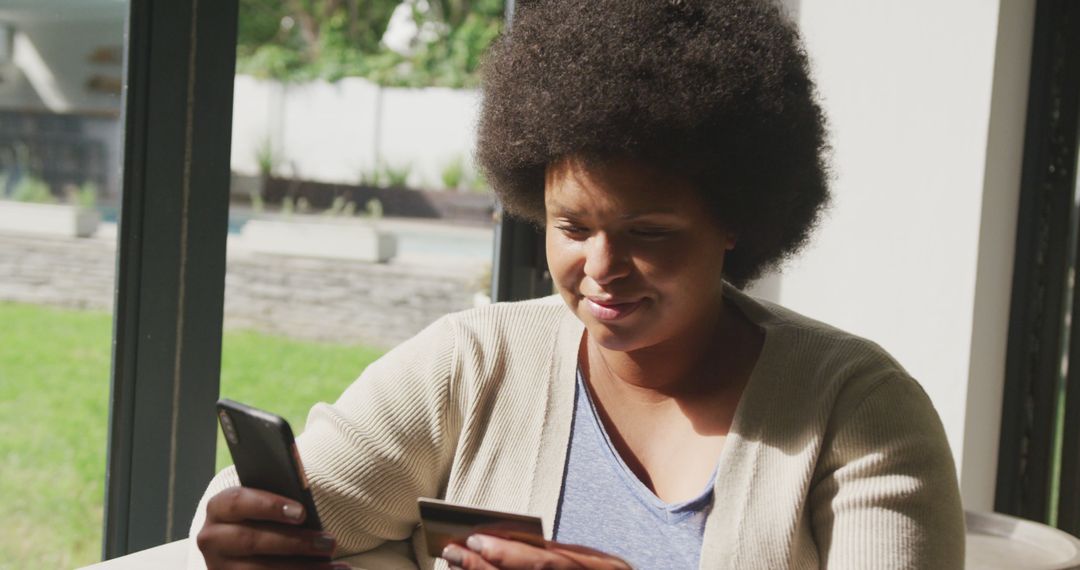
440,534,632,570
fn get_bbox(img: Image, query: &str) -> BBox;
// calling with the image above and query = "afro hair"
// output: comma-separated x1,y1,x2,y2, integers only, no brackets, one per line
476,0,830,287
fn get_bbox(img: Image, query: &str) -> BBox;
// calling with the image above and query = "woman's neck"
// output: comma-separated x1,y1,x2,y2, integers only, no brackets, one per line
584,297,759,404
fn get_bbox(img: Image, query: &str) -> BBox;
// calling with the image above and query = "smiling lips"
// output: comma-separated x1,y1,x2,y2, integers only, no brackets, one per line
584,297,645,321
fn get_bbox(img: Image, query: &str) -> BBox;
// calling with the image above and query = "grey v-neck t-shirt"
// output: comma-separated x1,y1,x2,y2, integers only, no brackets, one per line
553,370,715,569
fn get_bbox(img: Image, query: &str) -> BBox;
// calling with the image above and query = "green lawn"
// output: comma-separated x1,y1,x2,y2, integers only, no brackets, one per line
0,303,383,569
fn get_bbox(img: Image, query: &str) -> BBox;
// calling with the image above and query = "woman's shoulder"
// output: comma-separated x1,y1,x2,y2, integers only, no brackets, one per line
367,296,573,373
439,295,575,339
727,285,923,417
728,288,954,476
417,296,580,366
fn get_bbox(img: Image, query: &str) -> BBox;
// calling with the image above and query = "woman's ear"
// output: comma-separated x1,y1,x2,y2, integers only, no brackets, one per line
725,232,738,251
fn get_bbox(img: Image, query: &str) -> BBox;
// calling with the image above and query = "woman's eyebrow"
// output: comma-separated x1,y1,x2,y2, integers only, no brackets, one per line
550,206,584,217
619,208,677,219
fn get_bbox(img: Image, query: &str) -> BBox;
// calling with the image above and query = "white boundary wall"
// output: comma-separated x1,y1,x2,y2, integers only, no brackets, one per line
763,0,1035,511
230,76,480,189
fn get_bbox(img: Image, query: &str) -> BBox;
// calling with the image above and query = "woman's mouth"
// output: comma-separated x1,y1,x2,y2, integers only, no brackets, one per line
584,297,644,321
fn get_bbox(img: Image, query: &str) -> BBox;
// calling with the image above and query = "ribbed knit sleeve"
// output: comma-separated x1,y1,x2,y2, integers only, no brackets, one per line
298,314,462,555
186,315,463,569
808,374,965,569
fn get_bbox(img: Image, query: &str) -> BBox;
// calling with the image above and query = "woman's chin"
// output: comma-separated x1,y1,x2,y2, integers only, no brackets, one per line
583,321,652,354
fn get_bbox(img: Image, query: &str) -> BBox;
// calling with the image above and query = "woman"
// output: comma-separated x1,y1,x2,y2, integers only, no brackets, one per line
192,0,965,568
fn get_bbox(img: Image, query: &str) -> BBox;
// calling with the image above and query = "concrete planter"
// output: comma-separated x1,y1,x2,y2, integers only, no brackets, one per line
239,217,397,263
0,201,101,238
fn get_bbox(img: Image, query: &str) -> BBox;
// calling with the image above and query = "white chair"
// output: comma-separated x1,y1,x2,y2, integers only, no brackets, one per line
966,510,1080,570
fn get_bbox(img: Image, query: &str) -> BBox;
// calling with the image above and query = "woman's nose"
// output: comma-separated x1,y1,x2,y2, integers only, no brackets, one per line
583,233,631,285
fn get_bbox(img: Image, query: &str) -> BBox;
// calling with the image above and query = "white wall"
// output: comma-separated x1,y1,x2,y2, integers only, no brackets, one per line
961,0,1035,512
230,76,480,189
379,85,480,185
773,0,1034,510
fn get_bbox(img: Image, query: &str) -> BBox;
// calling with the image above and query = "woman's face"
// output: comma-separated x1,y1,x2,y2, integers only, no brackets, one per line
545,157,734,354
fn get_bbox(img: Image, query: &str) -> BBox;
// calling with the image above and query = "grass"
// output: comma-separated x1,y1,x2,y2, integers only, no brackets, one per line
0,303,383,569
0,304,111,569
213,330,383,470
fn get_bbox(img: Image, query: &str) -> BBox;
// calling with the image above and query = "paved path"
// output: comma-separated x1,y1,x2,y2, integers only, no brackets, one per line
0,220,490,348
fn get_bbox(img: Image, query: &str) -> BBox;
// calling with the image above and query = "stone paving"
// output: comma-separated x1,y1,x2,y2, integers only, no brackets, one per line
0,228,487,348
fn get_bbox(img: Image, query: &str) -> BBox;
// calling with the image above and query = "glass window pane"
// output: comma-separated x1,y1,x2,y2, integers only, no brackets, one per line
0,1,127,567
216,1,504,465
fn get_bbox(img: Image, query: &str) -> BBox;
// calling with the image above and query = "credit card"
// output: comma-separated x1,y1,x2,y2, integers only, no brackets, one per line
418,497,546,557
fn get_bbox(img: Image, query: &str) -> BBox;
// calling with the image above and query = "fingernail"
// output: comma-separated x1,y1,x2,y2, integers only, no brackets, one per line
314,534,335,552
466,535,485,553
282,503,304,521
441,544,464,565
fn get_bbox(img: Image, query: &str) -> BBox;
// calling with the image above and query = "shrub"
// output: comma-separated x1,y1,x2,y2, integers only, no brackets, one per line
380,162,411,188
71,182,98,208
441,156,465,190
365,198,384,219
255,137,280,178
11,176,55,204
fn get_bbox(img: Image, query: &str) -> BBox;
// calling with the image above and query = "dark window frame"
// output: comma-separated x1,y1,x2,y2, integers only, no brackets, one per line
102,0,239,557
996,0,1080,536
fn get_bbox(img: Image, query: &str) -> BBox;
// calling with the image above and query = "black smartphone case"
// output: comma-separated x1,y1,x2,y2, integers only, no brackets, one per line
216,399,323,531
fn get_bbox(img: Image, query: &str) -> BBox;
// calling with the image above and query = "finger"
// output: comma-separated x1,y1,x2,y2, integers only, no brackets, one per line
198,521,337,559
461,535,581,570
207,486,308,525
465,535,634,570
440,543,496,570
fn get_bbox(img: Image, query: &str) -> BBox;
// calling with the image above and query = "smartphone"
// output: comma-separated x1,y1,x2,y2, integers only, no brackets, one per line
216,398,323,531
418,497,545,557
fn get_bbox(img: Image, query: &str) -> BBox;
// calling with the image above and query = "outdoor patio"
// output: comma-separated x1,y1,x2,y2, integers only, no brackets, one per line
0,217,491,348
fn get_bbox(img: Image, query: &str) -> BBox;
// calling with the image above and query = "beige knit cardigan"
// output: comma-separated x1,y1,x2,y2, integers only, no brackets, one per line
188,286,965,569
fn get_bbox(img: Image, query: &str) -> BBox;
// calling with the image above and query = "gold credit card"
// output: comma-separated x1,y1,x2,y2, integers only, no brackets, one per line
418,497,546,557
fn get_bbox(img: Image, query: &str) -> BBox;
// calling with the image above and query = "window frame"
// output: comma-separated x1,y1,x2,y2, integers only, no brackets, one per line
996,0,1080,536
102,0,239,557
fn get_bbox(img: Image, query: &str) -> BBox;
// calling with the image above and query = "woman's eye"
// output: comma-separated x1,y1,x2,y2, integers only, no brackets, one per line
556,224,588,237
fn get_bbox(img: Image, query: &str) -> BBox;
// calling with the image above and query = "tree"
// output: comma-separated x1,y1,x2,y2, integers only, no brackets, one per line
236,0,505,87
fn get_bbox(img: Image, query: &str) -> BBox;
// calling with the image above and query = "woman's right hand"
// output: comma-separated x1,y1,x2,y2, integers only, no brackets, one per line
196,486,349,569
